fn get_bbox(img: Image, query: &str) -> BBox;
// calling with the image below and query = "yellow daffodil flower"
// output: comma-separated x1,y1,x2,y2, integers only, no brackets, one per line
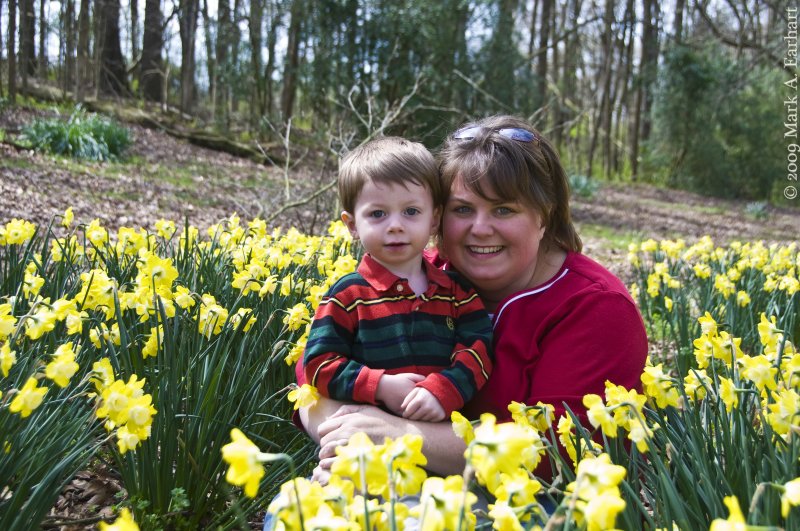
45,342,80,387
99,508,139,531
782,477,800,518
709,495,746,530
287,384,320,411
221,428,266,498
1,341,16,377
9,377,48,418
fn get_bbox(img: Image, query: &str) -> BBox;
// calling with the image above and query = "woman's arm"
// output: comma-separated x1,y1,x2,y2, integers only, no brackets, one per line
298,397,468,477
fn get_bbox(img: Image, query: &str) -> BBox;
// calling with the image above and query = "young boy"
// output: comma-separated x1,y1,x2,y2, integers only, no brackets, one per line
302,136,493,422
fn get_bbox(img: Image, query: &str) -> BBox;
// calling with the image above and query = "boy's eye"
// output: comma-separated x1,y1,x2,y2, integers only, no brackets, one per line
403,207,420,216
368,210,385,219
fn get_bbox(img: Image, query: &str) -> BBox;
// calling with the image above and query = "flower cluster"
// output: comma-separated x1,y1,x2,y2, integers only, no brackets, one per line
92,359,157,454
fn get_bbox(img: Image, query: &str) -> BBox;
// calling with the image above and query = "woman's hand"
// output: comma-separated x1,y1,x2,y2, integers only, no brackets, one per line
317,403,397,462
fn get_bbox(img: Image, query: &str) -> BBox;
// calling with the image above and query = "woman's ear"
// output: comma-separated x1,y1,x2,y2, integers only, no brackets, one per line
341,211,359,239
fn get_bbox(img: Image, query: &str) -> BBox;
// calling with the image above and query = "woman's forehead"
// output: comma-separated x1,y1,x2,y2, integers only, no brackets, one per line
450,175,510,203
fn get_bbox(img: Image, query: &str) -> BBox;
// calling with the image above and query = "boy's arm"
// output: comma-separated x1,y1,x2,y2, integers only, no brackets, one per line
303,293,385,404
415,288,493,415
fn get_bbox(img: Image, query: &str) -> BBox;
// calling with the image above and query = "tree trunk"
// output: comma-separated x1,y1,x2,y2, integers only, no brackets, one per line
7,0,16,100
640,0,659,143
0,0,4,96
533,0,552,117
673,0,685,43
140,0,162,102
97,0,130,95
64,0,76,93
556,0,581,152
130,0,138,64
178,0,199,112
201,0,215,112
280,0,303,123
215,0,231,128
38,0,47,78
249,0,264,125
264,0,281,121
527,0,539,60
230,0,242,115
75,0,89,101
22,0,35,77
587,0,614,178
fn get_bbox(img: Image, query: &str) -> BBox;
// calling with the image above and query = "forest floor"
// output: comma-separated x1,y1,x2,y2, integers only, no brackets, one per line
2,105,798,280
1,103,799,528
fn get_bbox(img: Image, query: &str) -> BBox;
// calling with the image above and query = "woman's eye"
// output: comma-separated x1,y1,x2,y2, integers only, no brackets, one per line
496,206,514,216
404,207,420,216
452,205,472,214
369,210,385,218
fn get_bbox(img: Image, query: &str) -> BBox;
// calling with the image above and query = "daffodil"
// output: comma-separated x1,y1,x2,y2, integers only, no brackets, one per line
584,394,617,437
155,219,176,239
683,369,711,401
284,332,308,366
221,428,266,498
61,207,74,228
4,218,36,245
382,434,427,498
641,363,680,408
287,384,320,410
0,303,16,340
451,410,475,445
283,302,311,331
331,432,387,496
782,477,800,518
468,413,544,493
99,508,139,531
738,355,777,395
709,495,746,530
718,377,739,412
45,342,80,387
410,475,477,531
9,377,48,418
1,341,16,377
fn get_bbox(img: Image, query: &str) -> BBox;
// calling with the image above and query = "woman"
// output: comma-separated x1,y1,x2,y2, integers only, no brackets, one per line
298,115,648,481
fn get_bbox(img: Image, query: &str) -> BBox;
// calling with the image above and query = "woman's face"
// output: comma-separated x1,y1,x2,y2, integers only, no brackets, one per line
442,178,546,305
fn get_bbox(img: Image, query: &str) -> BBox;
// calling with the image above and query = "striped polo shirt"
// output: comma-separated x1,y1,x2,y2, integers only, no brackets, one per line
303,253,493,415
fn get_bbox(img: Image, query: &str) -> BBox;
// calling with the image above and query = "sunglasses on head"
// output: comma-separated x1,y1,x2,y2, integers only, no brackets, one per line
452,126,537,143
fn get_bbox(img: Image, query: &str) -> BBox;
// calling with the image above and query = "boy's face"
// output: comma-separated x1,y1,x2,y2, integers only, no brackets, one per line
342,179,440,276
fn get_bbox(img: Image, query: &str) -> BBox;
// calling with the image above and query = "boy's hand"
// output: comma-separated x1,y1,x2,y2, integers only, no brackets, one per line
401,387,446,422
376,373,425,415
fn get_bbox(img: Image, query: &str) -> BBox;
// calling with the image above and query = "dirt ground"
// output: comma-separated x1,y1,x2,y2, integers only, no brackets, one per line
3,105,798,283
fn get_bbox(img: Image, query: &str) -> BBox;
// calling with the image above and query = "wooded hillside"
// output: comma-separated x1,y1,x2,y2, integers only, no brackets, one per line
0,0,797,201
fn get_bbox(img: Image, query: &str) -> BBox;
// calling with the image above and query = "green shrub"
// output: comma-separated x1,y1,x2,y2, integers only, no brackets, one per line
569,174,600,199
645,44,783,201
22,109,131,161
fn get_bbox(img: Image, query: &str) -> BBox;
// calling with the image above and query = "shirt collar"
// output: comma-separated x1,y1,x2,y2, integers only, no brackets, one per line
357,253,451,292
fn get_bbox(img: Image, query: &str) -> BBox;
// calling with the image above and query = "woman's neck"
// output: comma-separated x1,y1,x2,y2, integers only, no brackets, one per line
479,247,568,313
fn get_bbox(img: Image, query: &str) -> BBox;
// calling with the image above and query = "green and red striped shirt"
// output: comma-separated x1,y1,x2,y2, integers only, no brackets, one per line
303,253,493,415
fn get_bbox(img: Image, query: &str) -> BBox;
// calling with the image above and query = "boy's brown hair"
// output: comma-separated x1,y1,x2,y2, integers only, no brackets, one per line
338,136,442,213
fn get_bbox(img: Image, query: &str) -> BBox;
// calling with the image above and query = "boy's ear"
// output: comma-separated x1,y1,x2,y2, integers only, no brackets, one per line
341,211,358,239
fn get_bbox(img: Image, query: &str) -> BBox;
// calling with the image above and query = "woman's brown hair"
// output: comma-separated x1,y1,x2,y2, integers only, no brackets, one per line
439,115,582,253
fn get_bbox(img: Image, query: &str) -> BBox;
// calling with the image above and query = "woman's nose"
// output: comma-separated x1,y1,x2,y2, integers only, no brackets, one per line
469,212,494,236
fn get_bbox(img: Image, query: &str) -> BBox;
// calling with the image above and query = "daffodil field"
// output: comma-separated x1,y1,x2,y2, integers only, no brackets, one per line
0,213,355,529
1,214,799,530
